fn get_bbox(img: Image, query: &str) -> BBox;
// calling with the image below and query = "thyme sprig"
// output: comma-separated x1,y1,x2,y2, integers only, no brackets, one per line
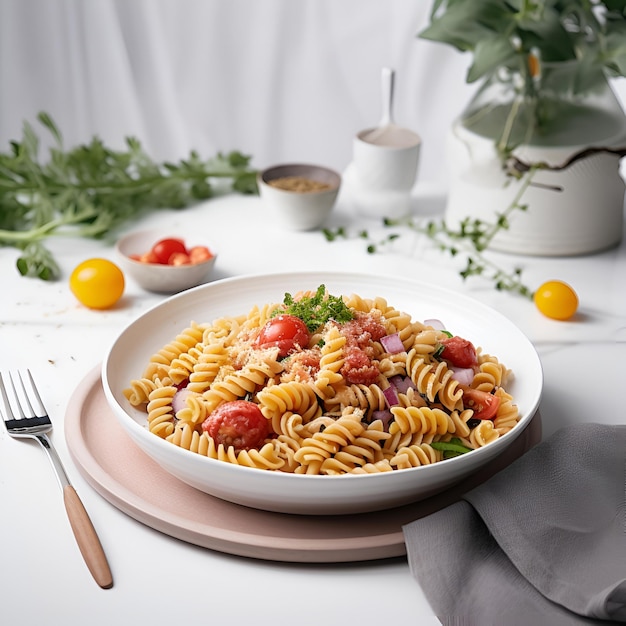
324,215,534,299
323,167,538,299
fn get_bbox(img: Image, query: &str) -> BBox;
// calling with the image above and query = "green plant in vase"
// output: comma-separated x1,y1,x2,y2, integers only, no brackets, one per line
421,0,626,157
419,0,626,256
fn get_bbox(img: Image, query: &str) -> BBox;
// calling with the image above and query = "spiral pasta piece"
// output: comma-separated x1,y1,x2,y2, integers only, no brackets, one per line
390,443,441,469
320,420,390,474
469,419,500,447
350,460,394,474
378,354,407,378
168,345,203,385
147,381,177,438
471,357,509,393
203,315,245,348
293,410,365,474
241,303,281,333
389,405,451,437
382,427,415,459
323,383,387,418
270,411,307,443
202,359,282,414
272,434,301,473
124,376,160,406
256,381,320,421
342,293,375,313
406,349,462,411
397,387,427,409
407,329,441,357
380,305,417,350
448,409,473,438
493,388,520,434
314,325,346,397
186,342,229,394
175,391,209,425
143,321,206,380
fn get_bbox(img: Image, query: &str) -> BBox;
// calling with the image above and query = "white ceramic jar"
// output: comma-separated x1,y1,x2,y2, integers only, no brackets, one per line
444,64,626,256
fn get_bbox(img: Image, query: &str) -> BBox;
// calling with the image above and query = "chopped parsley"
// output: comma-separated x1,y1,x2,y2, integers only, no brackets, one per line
275,284,354,333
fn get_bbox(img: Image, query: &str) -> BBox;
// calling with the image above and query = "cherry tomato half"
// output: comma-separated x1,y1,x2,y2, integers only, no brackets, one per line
201,400,270,451
440,335,477,368
189,246,214,264
255,314,310,358
168,252,191,266
534,280,578,320
151,238,187,264
70,258,125,310
461,387,500,420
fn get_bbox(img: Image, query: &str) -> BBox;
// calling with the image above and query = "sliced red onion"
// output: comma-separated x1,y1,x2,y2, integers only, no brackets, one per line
172,387,194,414
380,332,405,354
383,385,400,407
371,409,394,431
389,375,416,394
450,366,474,386
423,318,445,330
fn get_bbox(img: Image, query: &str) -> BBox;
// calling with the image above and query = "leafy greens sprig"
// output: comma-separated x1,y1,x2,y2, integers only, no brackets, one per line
275,284,354,333
323,172,537,301
0,112,258,280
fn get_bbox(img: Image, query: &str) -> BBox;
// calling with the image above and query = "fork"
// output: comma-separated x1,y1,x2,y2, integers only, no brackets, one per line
0,369,113,589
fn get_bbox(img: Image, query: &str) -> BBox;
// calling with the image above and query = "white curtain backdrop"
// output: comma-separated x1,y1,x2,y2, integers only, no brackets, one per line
1,0,625,186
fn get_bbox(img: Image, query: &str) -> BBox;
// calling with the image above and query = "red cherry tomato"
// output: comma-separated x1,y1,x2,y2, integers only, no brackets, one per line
461,387,500,420
189,246,214,264
440,335,477,368
151,238,187,264
255,314,310,358
201,401,270,451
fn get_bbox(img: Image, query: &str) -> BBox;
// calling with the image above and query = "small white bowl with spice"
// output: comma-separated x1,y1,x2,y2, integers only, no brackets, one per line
258,163,341,231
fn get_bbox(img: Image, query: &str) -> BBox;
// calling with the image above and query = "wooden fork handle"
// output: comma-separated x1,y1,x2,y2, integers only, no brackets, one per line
63,485,114,589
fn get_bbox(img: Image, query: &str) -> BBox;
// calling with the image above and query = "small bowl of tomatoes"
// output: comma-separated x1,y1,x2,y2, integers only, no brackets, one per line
115,230,217,293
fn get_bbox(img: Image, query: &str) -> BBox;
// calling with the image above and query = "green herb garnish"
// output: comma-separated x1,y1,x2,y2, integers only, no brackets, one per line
431,438,473,459
0,112,258,281
276,284,354,333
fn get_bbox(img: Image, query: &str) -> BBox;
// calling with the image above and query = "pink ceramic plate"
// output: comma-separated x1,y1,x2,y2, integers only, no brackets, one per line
65,366,541,563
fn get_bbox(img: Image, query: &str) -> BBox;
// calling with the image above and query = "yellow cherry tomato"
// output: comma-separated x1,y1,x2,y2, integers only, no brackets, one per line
533,280,578,320
70,258,125,310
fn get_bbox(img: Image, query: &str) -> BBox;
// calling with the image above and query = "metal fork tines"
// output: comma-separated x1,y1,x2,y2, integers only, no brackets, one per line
0,369,113,589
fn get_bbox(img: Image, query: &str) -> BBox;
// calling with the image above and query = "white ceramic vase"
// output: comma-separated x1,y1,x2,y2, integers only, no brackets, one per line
445,63,626,256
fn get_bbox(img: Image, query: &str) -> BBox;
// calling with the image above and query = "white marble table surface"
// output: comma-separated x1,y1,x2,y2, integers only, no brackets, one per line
1,185,625,625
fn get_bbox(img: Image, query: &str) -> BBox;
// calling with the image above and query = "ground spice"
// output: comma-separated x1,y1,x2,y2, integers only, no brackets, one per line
268,176,332,192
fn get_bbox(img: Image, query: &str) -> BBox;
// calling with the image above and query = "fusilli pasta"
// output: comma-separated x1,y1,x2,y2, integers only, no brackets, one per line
124,286,520,475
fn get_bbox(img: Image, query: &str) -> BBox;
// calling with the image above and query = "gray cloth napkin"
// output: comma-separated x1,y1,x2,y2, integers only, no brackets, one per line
403,423,626,625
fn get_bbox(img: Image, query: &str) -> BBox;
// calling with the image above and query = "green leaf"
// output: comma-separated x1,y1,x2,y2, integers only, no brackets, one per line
15,242,61,280
419,0,626,83
467,35,518,82
232,171,258,194
419,0,516,52
517,9,576,61
603,23,626,75
431,438,473,457
37,111,63,145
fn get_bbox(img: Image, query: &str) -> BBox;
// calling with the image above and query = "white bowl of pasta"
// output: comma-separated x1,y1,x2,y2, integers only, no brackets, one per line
102,271,542,515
